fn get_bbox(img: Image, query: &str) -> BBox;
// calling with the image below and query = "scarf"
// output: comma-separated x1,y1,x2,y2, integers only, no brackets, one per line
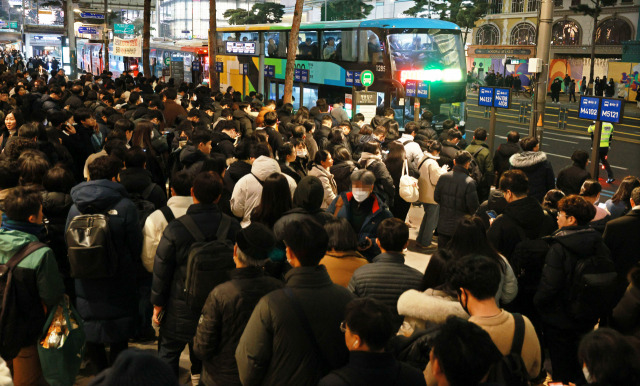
1,213,46,240
358,152,382,168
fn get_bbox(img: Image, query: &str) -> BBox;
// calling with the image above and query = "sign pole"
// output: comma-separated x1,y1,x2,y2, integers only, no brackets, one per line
242,72,246,100
66,0,76,79
489,106,497,155
590,121,602,180
414,97,419,123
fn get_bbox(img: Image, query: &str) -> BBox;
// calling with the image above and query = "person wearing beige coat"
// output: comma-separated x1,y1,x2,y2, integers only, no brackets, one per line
308,150,338,209
416,142,449,248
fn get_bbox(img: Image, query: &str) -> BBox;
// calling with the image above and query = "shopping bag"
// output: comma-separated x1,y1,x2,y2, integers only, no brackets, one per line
399,159,419,202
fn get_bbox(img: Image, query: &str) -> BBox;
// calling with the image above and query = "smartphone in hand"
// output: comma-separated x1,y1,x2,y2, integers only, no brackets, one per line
486,210,498,219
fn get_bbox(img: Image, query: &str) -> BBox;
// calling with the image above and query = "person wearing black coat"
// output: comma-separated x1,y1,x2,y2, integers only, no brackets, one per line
509,137,555,203
119,150,168,210
556,150,591,196
232,105,255,137
151,172,241,379
331,158,358,195
438,134,462,169
493,132,522,183
193,223,283,386
211,121,237,160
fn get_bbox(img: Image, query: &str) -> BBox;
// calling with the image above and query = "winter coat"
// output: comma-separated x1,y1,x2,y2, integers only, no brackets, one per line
438,140,460,169
509,151,555,202
417,153,445,204
308,164,337,209
359,152,395,207
141,195,194,272
534,226,611,330
348,252,423,324
179,145,208,175
611,280,640,337
42,191,73,278
233,109,255,137
556,163,590,196
398,289,468,331
230,156,297,227
327,192,394,259
235,266,355,386
331,160,358,194
163,99,187,128
603,208,640,295
194,267,283,386
319,351,427,386
488,195,558,260
150,203,241,342
66,180,142,343
118,167,167,210
224,159,252,195
259,125,285,157
330,106,349,124
0,229,64,349
211,130,236,159
40,94,62,114
279,162,301,184
64,94,83,111
493,142,521,181
465,140,495,188
398,134,423,169
433,165,479,237
320,251,368,288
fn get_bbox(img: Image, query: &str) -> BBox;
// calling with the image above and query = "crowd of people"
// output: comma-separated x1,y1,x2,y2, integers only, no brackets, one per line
0,56,639,386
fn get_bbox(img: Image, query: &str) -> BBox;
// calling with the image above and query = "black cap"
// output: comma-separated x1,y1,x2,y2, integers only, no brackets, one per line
236,223,276,261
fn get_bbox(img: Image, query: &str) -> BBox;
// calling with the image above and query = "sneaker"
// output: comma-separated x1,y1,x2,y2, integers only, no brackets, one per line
606,178,615,184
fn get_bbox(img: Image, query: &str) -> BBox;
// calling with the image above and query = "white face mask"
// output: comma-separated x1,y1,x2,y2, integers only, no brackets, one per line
193,95,197,101
582,366,593,383
296,150,307,158
352,188,370,203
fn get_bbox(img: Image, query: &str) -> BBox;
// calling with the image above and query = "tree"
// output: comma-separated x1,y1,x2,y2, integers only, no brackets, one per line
404,1,488,45
283,0,304,104
209,0,218,91
455,2,490,46
571,0,616,85
223,2,285,25
143,0,151,78
323,0,373,21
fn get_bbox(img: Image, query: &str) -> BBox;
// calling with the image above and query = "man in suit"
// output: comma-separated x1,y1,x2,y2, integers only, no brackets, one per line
603,186,640,299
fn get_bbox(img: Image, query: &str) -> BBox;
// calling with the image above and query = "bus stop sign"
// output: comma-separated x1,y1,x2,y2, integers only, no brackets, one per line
360,70,374,87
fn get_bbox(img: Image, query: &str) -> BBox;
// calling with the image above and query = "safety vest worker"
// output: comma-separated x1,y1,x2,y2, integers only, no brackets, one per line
588,122,613,148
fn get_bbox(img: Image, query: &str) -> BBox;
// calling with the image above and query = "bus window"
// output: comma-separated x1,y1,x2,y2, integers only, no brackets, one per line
265,31,287,58
321,30,357,61
358,30,383,64
216,33,224,54
296,31,318,59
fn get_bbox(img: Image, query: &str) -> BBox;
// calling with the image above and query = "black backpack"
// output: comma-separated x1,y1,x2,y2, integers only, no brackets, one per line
130,183,158,231
179,214,235,314
66,212,119,279
487,313,530,386
509,226,550,295
0,241,46,360
468,147,484,184
557,239,618,323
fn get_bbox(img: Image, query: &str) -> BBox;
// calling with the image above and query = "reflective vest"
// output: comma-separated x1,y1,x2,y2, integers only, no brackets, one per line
588,122,613,148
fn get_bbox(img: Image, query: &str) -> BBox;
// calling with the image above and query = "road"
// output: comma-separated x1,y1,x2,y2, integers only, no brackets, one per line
465,93,640,199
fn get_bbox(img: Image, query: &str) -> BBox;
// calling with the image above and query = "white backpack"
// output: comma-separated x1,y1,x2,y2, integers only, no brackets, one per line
399,159,419,203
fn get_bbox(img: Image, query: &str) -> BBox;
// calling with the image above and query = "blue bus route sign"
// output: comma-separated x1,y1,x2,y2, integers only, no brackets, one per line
405,80,417,97
478,87,494,107
493,88,511,109
599,98,623,124
578,96,600,121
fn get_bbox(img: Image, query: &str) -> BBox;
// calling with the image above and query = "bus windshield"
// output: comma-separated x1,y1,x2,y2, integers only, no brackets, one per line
388,30,464,84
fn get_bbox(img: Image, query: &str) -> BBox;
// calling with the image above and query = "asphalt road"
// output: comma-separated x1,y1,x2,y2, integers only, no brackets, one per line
465,94,640,200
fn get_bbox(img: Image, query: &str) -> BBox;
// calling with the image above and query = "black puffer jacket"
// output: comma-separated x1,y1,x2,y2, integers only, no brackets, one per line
194,267,283,386
224,160,252,195
331,160,357,194
509,151,555,202
118,167,167,209
211,131,236,159
179,145,208,175
556,163,590,196
493,141,521,181
475,189,508,230
42,191,73,278
433,165,479,236
359,158,395,208
438,140,460,169
487,195,558,259
151,203,241,342
534,226,611,330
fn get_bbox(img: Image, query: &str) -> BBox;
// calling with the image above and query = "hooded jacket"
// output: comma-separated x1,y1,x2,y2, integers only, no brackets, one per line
509,151,555,202
534,226,611,330
397,289,468,330
433,165,479,236
359,152,395,207
556,163,590,196
487,195,557,259
179,145,208,175
493,141,521,180
230,156,297,227
66,179,142,343
308,164,337,209
118,167,167,209
417,153,446,204
232,109,255,137
331,160,358,195
211,130,236,159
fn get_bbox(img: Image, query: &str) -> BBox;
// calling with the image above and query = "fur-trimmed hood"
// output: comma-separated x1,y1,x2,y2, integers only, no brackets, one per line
397,289,468,324
509,151,548,169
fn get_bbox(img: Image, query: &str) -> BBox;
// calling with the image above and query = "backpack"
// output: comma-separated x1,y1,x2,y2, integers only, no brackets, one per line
487,313,530,386
0,241,46,360
179,214,235,314
557,239,618,323
509,225,550,295
66,212,119,279
468,147,484,184
130,183,158,231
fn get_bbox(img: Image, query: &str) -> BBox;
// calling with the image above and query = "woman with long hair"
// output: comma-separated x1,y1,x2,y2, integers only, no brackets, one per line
605,176,640,219
416,140,449,249
0,108,24,152
250,173,293,229
358,141,395,207
384,141,417,221
331,146,358,194
308,149,337,209
132,120,165,186
578,328,640,385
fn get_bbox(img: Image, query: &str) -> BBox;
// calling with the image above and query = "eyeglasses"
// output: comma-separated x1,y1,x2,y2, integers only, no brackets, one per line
340,321,347,333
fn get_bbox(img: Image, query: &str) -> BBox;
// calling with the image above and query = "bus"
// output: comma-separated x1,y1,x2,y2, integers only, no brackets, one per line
216,18,467,127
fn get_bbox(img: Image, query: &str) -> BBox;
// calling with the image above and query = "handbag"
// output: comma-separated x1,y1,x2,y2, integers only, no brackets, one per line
399,159,419,203
38,294,86,386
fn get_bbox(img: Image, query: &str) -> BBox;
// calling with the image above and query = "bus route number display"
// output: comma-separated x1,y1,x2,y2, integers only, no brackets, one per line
226,41,256,55
578,96,600,121
478,87,494,107
493,88,511,109
599,98,623,124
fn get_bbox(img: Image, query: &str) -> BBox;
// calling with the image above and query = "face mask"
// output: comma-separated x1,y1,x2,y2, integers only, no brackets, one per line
193,95,197,101
352,188,370,203
582,366,593,383
296,150,307,158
